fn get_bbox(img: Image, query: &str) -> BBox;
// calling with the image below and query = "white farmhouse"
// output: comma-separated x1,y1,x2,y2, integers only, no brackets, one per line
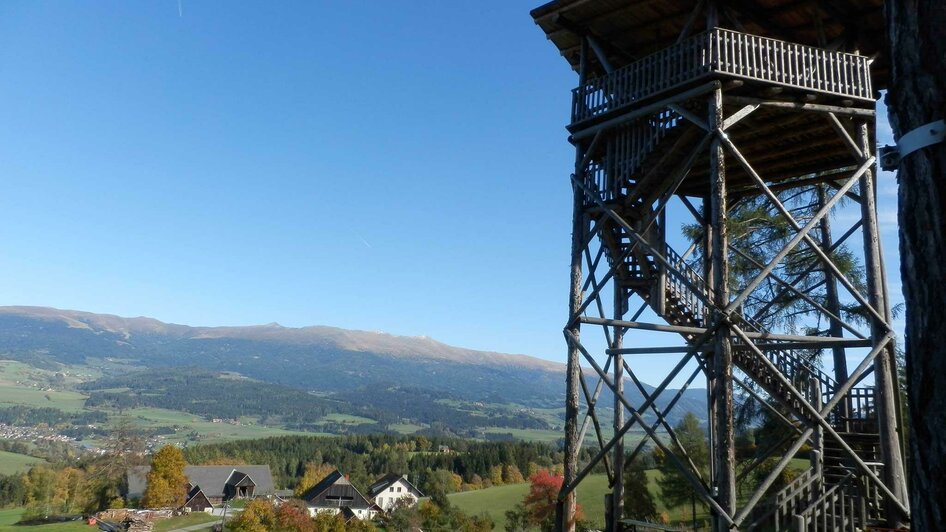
366,473,424,512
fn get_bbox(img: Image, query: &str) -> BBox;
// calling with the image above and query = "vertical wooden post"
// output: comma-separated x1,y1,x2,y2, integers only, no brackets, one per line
655,208,667,316
561,163,583,532
811,377,824,480
704,195,717,496
817,185,848,384
818,184,852,433
709,87,736,532
558,38,590,532
856,119,909,526
612,282,625,531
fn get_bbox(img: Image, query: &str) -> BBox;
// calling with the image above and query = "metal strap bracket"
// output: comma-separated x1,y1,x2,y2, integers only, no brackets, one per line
879,119,946,171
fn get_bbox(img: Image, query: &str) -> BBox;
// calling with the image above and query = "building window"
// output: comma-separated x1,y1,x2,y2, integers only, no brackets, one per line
397,487,402,492
389,487,394,492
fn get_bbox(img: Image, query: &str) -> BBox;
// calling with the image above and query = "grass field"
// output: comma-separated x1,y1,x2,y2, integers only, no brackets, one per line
0,508,87,531
0,508,219,532
153,512,219,531
319,413,377,425
447,470,722,529
448,473,618,528
0,385,88,413
479,428,569,443
0,450,48,475
123,407,327,444
0,360,99,389
389,422,424,434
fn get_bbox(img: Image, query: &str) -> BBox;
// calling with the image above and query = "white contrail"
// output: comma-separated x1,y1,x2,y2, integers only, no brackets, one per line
178,0,183,18
357,235,373,248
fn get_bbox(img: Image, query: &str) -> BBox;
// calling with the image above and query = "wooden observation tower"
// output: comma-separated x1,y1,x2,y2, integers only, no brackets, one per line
531,1,909,530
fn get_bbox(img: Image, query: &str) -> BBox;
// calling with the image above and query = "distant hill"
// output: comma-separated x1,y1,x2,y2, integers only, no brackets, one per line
0,306,707,434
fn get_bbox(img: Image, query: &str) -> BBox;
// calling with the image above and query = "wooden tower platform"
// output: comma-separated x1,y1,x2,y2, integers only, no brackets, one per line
531,1,909,530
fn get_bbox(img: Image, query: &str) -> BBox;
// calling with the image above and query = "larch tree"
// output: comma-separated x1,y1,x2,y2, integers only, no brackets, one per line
293,462,336,497
142,445,187,509
622,459,657,522
886,0,946,527
656,412,709,511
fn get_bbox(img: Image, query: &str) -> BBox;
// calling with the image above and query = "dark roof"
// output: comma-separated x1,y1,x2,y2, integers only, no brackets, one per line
301,470,373,510
228,472,257,488
183,486,214,510
530,0,888,89
126,465,275,499
366,474,424,498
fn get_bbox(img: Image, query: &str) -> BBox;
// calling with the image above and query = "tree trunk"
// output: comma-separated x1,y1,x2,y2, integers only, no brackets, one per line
886,1,946,528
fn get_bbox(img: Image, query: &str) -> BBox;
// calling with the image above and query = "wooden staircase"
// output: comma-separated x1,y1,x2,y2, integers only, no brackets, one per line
596,210,884,529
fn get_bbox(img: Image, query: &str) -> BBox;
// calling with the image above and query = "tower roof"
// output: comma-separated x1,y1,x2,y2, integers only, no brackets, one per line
530,0,887,89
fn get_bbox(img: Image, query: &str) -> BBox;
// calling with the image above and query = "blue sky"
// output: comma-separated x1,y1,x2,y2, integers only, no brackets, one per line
0,2,902,384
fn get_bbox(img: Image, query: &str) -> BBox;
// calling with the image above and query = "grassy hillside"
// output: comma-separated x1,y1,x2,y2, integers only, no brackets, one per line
0,307,707,430
448,474,617,528
0,450,47,475
447,470,722,529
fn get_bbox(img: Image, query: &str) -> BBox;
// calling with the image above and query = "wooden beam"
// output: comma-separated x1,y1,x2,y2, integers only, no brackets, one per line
725,96,875,117
570,82,720,138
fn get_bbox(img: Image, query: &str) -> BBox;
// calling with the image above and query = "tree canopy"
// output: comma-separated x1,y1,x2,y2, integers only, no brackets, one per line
142,445,187,509
656,412,709,510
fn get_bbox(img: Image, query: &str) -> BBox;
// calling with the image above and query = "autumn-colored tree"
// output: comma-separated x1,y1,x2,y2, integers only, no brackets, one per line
23,466,59,519
383,500,424,531
51,467,87,515
502,464,525,484
523,469,582,532
527,462,541,477
275,500,315,532
415,435,431,452
489,465,505,486
228,498,277,532
310,511,347,532
751,457,798,498
294,462,336,497
466,473,485,490
142,445,187,508
344,517,379,532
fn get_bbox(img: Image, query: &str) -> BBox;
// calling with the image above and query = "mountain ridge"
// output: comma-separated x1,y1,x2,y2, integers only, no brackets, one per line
0,305,708,435
0,306,563,372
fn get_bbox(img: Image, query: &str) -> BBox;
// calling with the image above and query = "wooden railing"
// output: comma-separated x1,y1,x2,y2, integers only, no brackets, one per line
709,28,873,100
578,109,683,202
663,243,709,324
791,468,885,531
735,313,839,402
572,28,873,124
746,468,822,531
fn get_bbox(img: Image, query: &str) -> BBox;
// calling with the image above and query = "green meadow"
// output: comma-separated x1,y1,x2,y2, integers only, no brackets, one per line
0,450,47,475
